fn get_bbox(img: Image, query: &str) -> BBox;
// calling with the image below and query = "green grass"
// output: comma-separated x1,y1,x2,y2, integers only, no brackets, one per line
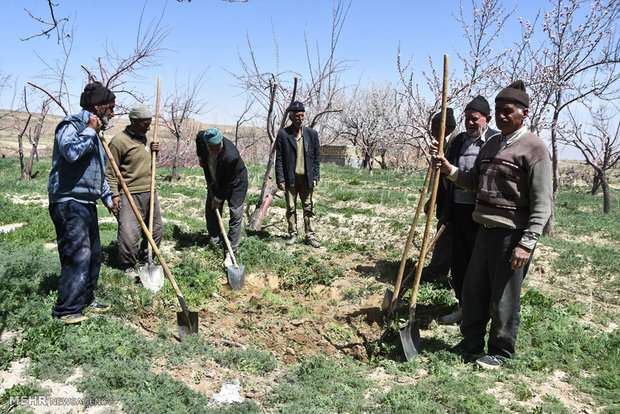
0,156,618,412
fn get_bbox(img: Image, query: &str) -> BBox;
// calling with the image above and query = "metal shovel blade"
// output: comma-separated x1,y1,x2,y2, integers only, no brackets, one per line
227,265,245,291
176,311,199,341
399,311,421,360
138,262,165,293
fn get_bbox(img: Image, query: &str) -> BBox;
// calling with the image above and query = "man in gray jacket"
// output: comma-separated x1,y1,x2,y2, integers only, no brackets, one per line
433,81,552,369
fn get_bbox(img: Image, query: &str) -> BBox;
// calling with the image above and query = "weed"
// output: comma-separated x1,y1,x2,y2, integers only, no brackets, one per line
209,347,277,375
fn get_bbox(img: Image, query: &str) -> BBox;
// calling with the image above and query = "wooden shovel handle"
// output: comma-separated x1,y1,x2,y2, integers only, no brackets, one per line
215,208,239,268
388,162,433,313
148,77,161,248
99,132,190,317
408,54,449,312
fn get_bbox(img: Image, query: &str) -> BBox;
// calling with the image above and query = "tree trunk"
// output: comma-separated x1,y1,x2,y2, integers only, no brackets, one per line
600,172,611,214
249,140,278,230
590,174,601,195
544,109,561,236
171,135,181,182
26,101,49,179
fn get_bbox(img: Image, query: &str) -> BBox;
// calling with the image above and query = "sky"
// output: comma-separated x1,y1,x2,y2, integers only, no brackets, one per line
0,0,586,158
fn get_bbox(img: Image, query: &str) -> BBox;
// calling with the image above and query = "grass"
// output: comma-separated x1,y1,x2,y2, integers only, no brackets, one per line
0,156,618,412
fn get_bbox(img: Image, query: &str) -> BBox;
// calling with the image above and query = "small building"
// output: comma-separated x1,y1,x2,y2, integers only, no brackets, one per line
320,145,363,168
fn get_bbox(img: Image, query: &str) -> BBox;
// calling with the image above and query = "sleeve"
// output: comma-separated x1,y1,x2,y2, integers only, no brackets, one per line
313,130,320,181
520,157,553,248
275,130,285,184
448,157,480,192
56,123,97,163
101,179,113,207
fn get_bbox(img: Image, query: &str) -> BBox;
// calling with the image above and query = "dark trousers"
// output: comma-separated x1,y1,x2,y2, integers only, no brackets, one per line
117,192,163,269
449,203,479,303
206,188,244,252
421,222,452,281
50,200,101,317
460,227,534,359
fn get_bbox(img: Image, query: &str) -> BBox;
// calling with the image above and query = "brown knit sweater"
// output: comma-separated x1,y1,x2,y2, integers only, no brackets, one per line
450,130,553,244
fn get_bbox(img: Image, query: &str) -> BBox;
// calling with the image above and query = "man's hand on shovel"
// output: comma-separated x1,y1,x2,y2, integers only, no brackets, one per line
430,140,453,175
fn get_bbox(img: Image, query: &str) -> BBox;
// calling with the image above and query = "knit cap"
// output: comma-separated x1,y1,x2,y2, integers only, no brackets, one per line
200,128,223,146
465,95,491,116
129,104,152,119
80,82,116,107
495,80,529,107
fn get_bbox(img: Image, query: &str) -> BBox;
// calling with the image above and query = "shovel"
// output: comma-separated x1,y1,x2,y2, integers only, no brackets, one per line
400,54,449,360
99,131,199,340
381,224,446,312
215,209,245,291
139,77,164,293
384,162,433,319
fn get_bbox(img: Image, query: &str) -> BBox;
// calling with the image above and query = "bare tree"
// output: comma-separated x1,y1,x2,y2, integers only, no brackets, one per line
21,0,69,43
159,71,208,182
231,0,351,230
17,87,51,181
560,104,619,213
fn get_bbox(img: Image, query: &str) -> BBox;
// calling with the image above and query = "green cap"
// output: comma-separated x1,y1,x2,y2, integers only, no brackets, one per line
129,104,153,119
202,128,223,146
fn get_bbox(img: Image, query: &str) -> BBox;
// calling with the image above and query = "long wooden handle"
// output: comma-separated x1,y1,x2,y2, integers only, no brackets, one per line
388,162,433,313
215,209,239,268
408,54,449,312
99,132,189,314
397,224,446,299
147,77,161,256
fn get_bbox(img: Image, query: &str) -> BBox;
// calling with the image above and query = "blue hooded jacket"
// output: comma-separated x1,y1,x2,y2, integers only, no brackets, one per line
47,109,113,206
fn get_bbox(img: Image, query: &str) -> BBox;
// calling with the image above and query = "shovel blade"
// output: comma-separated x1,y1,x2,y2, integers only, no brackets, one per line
176,311,199,341
399,319,421,360
138,263,165,293
227,265,245,291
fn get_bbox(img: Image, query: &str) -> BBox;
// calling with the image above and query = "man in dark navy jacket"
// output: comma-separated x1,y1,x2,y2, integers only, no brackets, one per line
196,128,248,265
275,101,321,248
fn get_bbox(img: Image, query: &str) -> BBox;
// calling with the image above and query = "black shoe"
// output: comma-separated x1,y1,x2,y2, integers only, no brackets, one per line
476,354,505,370
87,300,111,313
448,341,484,359
285,234,297,246
304,238,322,248
56,313,89,324
207,235,221,245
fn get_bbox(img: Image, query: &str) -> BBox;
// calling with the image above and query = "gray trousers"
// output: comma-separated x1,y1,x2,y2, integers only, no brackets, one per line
206,188,244,252
284,174,315,239
460,227,534,359
117,192,163,269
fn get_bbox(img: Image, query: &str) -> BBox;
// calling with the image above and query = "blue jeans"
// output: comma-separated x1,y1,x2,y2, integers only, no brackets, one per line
49,200,101,317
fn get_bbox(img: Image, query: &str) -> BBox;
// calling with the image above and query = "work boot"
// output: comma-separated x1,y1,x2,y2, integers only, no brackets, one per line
304,238,321,248
438,307,463,325
87,300,111,313
57,313,89,324
285,234,297,246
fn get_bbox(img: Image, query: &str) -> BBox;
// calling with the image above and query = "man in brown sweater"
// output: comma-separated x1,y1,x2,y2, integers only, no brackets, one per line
432,80,553,369
105,104,162,276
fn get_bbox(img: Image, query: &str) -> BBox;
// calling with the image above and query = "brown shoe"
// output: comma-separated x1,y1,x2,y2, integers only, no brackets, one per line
57,313,89,324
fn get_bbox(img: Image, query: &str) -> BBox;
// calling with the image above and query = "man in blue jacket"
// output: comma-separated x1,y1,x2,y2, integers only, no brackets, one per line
48,82,118,324
275,101,321,248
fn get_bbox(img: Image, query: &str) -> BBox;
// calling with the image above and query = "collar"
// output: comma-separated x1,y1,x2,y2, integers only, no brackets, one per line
123,126,146,142
502,126,528,147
